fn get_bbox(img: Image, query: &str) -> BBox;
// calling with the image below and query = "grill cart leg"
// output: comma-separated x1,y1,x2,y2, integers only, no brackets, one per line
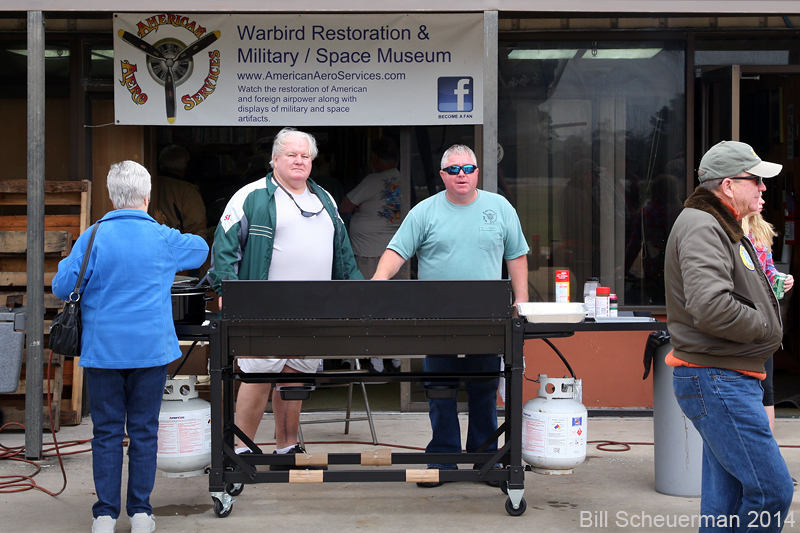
505,488,526,516
211,491,234,518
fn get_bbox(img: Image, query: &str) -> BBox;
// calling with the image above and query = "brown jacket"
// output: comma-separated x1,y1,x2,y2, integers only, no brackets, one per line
149,175,207,240
664,187,782,373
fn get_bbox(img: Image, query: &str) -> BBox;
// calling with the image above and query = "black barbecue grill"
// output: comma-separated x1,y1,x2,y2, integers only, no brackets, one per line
176,280,669,517
206,279,529,517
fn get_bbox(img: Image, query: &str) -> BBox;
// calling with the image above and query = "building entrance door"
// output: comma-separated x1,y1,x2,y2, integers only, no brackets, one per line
700,65,800,408
700,65,740,149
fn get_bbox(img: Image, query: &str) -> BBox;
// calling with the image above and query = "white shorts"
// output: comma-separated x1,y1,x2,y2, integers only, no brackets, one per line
237,357,320,374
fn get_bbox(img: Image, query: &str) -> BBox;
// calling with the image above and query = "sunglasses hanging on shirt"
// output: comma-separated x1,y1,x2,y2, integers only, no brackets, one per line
274,179,325,217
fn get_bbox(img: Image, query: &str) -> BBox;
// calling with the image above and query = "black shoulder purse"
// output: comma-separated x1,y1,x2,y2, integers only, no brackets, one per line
49,222,100,357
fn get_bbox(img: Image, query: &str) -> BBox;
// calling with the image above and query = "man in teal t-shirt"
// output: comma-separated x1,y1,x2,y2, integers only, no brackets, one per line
373,144,529,487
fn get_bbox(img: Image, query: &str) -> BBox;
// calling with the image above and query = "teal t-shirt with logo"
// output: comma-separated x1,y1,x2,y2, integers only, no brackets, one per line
387,190,529,280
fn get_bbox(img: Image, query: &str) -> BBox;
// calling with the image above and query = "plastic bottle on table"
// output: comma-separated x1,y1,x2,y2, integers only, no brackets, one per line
595,287,611,318
583,277,600,318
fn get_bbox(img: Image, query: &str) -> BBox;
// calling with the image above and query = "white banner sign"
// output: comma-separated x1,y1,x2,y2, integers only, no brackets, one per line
113,13,484,126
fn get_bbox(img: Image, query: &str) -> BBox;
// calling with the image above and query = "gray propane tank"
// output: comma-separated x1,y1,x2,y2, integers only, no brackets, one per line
522,374,587,474
157,376,211,477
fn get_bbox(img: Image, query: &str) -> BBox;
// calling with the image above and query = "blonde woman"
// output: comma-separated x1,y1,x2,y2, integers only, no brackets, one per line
742,212,794,432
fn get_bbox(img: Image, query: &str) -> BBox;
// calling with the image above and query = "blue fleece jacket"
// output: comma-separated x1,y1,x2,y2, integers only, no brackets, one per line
52,209,209,369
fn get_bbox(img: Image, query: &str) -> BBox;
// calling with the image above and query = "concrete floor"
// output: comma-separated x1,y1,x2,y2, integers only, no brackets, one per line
1,412,798,532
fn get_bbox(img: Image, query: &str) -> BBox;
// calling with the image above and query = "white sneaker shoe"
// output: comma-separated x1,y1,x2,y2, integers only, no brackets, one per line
91,516,116,533
130,513,156,533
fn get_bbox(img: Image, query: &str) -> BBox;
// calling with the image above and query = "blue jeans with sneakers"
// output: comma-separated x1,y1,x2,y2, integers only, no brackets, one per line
87,365,168,519
423,354,500,469
673,366,793,532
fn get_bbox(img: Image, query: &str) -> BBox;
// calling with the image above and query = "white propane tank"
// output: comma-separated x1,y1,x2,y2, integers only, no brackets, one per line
157,376,211,478
522,374,587,475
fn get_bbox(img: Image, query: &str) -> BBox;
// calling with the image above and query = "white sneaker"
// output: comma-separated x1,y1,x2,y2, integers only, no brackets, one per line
130,513,156,533
91,516,116,533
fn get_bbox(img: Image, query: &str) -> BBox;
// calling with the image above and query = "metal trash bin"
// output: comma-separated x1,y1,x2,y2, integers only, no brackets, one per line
0,306,26,394
644,331,702,497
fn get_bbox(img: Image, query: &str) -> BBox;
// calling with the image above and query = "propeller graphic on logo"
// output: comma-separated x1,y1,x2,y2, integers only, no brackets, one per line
117,29,221,123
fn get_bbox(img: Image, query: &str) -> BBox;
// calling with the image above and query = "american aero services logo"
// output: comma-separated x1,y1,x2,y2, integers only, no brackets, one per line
118,14,221,123
438,77,473,113
739,244,755,271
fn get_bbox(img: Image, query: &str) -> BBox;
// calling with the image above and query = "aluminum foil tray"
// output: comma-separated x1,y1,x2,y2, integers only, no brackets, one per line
516,302,587,323
593,315,656,323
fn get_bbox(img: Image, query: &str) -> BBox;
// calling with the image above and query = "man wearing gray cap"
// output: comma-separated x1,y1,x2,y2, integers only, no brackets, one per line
665,140,793,531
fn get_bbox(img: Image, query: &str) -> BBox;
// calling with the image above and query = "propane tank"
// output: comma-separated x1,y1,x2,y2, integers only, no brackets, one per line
157,376,211,478
522,374,587,475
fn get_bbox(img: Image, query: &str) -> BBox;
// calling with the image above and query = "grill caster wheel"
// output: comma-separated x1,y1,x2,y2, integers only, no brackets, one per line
214,497,233,518
500,481,508,494
226,483,244,496
505,496,526,516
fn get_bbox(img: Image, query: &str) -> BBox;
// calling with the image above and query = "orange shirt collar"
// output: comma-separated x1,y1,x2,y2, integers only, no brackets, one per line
719,198,740,220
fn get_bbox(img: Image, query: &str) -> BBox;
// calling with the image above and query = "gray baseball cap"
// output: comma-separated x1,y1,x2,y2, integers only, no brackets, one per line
697,140,782,182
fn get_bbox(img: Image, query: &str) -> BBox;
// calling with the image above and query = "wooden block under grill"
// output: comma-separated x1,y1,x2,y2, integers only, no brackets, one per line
288,470,324,483
361,449,392,466
406,469,439,483
295,452,328,466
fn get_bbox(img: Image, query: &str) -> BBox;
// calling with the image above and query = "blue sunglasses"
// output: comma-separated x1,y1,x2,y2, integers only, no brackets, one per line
442,164,478,175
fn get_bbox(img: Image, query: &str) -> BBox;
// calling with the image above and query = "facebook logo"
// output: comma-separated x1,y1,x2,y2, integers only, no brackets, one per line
438,77,473,112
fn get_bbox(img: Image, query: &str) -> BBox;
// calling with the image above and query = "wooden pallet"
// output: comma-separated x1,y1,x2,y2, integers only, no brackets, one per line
0,180,91,429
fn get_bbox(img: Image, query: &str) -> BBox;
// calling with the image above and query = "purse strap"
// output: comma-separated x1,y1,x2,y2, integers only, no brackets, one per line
68,222,101,302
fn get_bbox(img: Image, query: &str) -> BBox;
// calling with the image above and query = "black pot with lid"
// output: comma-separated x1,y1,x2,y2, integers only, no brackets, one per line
172,275,211,325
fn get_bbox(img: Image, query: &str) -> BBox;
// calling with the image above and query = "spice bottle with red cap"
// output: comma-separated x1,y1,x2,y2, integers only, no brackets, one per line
595,287,611,318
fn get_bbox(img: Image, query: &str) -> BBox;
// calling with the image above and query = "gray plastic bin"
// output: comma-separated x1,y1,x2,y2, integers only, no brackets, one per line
653,340,703,497
0,306,26,394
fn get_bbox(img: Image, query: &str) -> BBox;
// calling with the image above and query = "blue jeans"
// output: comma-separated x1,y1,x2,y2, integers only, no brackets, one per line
86,365,168,519
673,366,793,532
423,354,500,469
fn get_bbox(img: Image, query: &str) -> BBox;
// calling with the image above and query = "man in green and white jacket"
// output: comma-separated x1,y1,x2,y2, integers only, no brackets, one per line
209,127,362,465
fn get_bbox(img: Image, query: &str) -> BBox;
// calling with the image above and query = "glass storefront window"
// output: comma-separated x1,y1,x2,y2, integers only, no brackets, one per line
0,43,71,98
695,37,800,66
499,40,686,306
696,51,790,66
89,44,115,80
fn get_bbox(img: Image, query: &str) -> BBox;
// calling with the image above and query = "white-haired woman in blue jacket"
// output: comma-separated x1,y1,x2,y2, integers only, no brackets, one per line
52,160,208,533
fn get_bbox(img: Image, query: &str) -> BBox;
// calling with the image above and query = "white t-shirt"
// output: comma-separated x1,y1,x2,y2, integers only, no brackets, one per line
268,178,334,280
346,168,402,257
239,179,333,374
